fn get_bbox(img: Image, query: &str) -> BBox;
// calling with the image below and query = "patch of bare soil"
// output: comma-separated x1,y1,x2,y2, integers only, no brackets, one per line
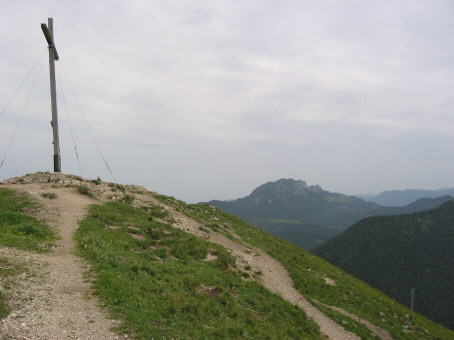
0,173,123,340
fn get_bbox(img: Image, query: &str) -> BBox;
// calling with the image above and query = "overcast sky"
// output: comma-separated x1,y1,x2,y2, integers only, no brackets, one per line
1,1,453,202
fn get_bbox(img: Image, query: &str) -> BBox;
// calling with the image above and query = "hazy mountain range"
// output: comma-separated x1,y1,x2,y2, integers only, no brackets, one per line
357,188,454,206
312,200,454,331
206,179,453,249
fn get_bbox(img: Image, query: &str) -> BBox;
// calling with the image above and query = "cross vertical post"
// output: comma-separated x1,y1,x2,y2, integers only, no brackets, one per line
41,17,61,172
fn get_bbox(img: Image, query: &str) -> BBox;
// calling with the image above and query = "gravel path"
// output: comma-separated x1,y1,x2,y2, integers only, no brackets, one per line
0,183,121,340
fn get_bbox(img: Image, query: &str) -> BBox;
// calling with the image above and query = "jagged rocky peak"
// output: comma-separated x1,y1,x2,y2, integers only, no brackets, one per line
251,178,324,197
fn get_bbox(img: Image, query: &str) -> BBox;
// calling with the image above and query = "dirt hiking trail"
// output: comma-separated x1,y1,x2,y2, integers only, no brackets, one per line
0,180,122,340
0,172,391,339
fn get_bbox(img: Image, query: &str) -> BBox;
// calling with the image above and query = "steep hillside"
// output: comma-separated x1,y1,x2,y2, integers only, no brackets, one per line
166,196,454,339
207,178,452,249
313,201,454,331
1,172,454,339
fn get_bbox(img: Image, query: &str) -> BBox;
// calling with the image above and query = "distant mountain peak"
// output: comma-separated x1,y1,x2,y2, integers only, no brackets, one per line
206,178,453,251
251,178,324,197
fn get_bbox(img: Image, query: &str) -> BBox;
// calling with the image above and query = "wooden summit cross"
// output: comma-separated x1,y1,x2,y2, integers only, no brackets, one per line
41,18,61,172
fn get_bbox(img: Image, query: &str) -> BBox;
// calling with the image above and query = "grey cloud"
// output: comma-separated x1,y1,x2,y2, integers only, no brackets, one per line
1,1,453,202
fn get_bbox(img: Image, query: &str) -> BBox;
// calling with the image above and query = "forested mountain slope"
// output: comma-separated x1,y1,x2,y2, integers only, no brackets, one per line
313,200,454,331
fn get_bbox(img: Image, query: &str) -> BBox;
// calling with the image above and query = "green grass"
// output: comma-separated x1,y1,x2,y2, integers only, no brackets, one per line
0,258,12,318
77,185,94,198
91,177,102,185
76,201,321,339
0,187,56,319
153,195,454,340
0,188,56,253
0,259,12,318
314,303,381,340
0,290,7,319
41,192,57,199
0,257,28,319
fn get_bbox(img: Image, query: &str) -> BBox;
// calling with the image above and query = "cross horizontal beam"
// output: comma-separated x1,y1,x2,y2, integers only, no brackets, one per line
41,23,59,60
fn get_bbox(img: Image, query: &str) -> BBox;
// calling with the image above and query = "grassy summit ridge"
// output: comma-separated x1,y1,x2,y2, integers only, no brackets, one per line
1,173,454,339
